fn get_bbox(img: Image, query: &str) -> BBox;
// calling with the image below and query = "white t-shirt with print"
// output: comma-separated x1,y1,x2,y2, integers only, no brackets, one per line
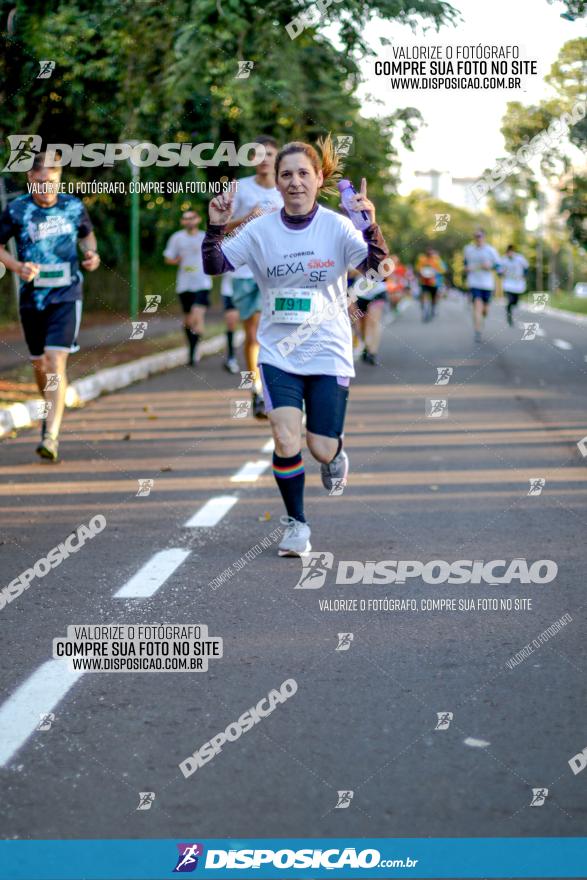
163,230,211,293
464,242,500,291
222,205,368,376
501,253,529,294
228,176,283,280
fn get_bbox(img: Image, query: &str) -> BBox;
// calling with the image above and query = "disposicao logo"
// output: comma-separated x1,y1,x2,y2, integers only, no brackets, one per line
173,843,204,873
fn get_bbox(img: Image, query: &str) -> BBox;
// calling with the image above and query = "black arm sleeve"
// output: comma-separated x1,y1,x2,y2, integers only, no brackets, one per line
202,224,235,275
356,223,389,275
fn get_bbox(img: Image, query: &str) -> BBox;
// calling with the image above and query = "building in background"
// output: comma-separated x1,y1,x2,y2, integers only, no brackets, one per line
414,169,489,211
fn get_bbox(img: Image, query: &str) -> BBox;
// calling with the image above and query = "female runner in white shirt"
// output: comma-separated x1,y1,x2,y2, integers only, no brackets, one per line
203,137,390,556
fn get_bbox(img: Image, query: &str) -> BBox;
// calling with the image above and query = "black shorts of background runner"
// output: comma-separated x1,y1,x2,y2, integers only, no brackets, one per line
356,290,387,313
20,301,82,357
178,289,210,312
421,284,438,304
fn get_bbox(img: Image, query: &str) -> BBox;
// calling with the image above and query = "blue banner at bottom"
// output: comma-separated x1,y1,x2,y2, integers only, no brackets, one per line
0,838,586,880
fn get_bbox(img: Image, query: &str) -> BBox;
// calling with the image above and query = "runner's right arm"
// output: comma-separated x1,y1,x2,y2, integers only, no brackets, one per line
0,209,39,281
202,183,238,276
163,233,181,266
0,244,39,279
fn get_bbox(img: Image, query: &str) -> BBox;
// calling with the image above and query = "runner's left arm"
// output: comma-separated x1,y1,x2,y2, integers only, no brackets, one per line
77,206,100,271
355,222,390,275
343,178,390,274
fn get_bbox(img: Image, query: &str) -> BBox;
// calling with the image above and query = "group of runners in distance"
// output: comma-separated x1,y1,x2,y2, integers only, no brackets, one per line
0,136,531,556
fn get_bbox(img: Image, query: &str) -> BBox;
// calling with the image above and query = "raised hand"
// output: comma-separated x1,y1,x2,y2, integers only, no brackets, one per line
209,180,237,225
349,178,376,225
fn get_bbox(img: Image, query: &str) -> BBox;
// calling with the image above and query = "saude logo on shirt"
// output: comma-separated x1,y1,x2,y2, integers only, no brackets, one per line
266,254,336,283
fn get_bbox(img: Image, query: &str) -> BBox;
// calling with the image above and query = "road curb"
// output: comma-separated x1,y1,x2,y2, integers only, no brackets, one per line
0,330,242,440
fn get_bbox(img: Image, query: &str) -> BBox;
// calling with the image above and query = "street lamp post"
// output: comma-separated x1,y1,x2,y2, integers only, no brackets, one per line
129,161,140,320
535,191,545,293
123,140,141,320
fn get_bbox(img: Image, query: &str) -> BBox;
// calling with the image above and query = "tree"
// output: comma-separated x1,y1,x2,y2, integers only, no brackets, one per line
493,38,587,249
0,0,458,313
546,0,587,20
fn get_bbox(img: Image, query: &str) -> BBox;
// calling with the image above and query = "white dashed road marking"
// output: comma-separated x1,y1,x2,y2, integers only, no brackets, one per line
463,737,491,748
114,549,191,598
230,460,271,483
184,495,238,528
0,660,84,767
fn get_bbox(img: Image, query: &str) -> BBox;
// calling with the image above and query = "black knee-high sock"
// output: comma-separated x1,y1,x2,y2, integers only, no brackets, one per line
226,329,234,358
185,327,199,363
273,451,306,523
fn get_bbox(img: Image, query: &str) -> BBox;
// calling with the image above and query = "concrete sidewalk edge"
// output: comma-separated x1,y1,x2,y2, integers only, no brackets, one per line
519,303,587,326
0,330,243,440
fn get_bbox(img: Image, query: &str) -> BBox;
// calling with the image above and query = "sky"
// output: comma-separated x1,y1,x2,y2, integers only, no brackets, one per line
353,0,580,194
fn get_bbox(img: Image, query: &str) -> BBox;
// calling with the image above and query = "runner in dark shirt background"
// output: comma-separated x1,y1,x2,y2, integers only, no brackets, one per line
0,152,100,461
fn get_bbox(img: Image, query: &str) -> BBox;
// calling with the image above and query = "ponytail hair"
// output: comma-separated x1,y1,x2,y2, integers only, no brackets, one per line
275,133,343,196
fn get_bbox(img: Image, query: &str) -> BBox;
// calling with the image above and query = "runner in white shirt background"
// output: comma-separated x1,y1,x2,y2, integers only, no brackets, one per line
463,228,500,343
220,273,240,373
203,136,390,557
500,244,530,327
223,135,283,418
163,209,211,366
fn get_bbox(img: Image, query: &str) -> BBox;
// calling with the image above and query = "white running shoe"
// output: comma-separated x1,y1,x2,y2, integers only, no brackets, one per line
278,516,312,557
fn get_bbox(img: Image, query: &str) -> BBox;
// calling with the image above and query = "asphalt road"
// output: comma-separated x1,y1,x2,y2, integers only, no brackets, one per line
0,293,585,842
